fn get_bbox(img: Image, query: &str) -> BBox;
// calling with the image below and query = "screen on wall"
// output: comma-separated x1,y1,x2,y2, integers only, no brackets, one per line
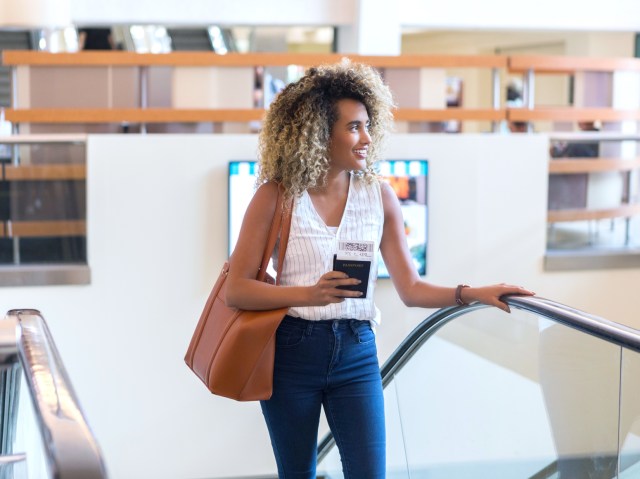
228,159,428,278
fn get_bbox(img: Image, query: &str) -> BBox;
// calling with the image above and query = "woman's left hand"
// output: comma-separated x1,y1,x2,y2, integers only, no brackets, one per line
463,284,535,313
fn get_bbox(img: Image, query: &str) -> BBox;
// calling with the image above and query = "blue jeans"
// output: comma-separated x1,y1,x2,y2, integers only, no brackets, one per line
261,315,385,479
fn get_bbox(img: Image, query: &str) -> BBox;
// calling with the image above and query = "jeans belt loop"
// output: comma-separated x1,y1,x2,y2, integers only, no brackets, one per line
349,319,359,338
305,320,314,336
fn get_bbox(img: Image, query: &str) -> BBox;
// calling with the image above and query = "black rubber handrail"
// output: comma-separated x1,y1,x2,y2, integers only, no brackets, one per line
317,295,640,461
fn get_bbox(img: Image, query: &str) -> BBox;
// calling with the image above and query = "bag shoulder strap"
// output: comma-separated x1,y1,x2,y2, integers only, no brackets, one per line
256,183,292,282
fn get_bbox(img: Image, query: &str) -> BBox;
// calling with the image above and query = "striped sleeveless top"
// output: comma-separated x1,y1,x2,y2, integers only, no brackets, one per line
273,173,384,324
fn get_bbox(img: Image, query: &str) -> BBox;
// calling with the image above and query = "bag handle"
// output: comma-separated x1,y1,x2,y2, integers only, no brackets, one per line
256,183,292,283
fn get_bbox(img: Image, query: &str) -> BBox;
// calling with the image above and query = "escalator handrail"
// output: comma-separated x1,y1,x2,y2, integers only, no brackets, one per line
317,295,640,460
7,309,107,479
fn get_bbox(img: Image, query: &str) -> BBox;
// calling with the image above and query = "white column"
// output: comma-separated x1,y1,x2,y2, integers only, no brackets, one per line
0,0,70,27
611,71,640,205
336,0,401,55
335,0,447,133
573,71,624,209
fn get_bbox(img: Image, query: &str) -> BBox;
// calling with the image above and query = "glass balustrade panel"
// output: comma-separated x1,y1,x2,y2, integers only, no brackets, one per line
317,305,631,478
390,308,622,478
619,348,640,478
317,380,410,479
0,140,88,285
537,318,622,479
1,365,49,479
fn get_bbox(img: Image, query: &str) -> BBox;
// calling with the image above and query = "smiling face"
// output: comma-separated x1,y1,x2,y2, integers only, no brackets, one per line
327,98,371,176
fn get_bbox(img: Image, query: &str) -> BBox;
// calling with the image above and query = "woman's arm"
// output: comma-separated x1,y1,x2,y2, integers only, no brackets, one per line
225,183,362,310
379,182,533,312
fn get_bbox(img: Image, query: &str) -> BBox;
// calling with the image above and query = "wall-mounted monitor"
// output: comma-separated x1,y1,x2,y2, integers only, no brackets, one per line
228,159,428,278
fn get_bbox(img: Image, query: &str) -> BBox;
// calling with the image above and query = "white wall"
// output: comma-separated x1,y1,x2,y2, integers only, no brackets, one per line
65,0,640,32
401,30,636,58
1,133,639,478
399,0,640,32
69,0,356,26
0,0,70,27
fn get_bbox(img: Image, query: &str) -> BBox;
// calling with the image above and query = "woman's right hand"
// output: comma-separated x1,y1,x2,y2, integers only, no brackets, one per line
308,271,363,305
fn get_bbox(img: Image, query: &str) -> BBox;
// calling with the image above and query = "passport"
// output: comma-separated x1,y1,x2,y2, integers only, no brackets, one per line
333,254,371,298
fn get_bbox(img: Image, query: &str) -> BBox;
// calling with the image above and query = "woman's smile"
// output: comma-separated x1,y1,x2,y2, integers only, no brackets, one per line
327,98,372,173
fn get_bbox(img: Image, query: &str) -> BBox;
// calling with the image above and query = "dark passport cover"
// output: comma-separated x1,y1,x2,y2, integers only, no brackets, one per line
333,254,371,298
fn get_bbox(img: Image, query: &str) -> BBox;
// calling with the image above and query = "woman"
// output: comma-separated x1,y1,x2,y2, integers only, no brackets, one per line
226,60,534,479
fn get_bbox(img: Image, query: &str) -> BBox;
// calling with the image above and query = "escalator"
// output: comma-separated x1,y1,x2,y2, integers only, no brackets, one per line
317,296,640,479
0,30,34,108
0,309,107,478
166,28,214,51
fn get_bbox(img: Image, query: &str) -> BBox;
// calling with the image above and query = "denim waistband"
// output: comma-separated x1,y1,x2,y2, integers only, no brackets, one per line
282,314,370,332
283,314,367,324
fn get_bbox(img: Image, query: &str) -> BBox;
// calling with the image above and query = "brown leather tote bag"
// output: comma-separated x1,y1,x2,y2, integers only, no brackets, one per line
184,185,292,401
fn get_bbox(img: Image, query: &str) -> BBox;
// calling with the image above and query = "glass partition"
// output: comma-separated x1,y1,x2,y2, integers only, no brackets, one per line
318,381,411,479
318,303,638,478
538,318,621,479
620,349,640,478
393,309,558,478
545,134,640,271
0,137,88,286
1,366,50,479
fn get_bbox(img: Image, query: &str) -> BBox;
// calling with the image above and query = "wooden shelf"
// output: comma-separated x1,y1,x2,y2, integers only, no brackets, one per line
509,55,640,74
548,204,640,223
1,51,507,68
3,107,506,124
3,220,86,238
3,108,266,123
509,107,640,122
8,107,637,125
10,52,638,73
394,108,505,122
549,158,640,174
4,164,86,181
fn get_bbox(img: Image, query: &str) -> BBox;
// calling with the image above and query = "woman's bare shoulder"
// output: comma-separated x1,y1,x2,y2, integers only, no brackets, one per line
379,180,400,211
247,181,281,217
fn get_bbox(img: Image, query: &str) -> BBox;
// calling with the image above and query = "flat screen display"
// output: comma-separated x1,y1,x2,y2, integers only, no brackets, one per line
228,159,428,278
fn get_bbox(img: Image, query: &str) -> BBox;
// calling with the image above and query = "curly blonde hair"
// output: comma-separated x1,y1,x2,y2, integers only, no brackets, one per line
257,60,395,198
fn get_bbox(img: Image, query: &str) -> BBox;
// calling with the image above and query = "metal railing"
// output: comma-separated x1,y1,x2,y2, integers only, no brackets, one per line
0,309,107,478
